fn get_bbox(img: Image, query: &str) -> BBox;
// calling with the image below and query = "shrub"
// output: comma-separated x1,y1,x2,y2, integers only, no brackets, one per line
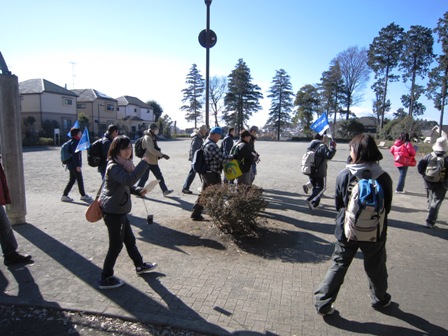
37,137,54,146
200,184,268,237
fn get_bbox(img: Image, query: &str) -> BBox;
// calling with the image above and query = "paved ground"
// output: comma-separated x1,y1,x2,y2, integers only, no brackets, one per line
1,139,447,336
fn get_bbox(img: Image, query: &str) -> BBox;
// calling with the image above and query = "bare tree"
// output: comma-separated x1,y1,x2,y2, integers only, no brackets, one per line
334,46,371,119
209,76,227,127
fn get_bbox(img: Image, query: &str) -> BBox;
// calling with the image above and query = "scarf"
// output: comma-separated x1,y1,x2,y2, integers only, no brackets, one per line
114,156,135,173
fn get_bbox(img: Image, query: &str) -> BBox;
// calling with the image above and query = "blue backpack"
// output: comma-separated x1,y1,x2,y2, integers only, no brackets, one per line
60,140,73,165
344,176,385,242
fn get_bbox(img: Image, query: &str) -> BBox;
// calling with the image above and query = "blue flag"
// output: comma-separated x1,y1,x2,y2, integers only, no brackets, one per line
67,120,80,137
310,112,330,135
75,128,90,153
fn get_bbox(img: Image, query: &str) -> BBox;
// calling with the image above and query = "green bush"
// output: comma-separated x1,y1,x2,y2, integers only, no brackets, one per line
37,137,54,146
201,184,268,237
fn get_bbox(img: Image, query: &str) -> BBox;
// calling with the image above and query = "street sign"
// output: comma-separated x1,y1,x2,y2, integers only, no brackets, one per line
198,29,217,48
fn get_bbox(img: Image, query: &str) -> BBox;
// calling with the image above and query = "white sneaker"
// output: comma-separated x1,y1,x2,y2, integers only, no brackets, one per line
80,195,93,203
61,195,74,202
163,190,173,197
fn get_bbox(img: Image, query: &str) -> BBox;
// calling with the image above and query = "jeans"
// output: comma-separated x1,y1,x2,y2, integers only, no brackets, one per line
396,166,408,192
137,164,168,192
63,168,86,197
314,239,389,314
0,205,18,256
307,176,326,207
101,213,143,279
182,167,196,190
426,187,446,225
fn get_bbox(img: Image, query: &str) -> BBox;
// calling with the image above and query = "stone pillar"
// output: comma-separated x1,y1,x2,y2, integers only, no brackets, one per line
0,74,27,224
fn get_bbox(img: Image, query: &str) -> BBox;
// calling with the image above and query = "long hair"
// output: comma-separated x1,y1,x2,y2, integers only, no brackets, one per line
349,134,383,164
107,135,133,161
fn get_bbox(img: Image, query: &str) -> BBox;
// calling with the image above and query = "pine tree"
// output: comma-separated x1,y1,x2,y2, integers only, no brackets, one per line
180,64,204,129
146,100,163,122
223,59,263,133
294,84,320,136
368,23,404,129
266,69,294,140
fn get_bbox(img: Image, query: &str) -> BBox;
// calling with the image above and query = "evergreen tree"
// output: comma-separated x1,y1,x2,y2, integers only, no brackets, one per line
371,79,391,127
368,23,404,129
223,59,263,133
180,64,204,129
266,69,294,140
146,100,163,122
400,25,434,116
294,84,320,136
427,11,448,136
400,85,426,116
334,46,371,120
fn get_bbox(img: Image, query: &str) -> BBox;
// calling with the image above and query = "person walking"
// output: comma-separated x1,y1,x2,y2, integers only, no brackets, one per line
390,132,416,194
230,130,253,185
248,126,260,183
136,123,173,196
305,133,336,210
0,154,32,266
98,125,119,179
221,127,235,183
182,125,208,194
314,134,393,316
190,127,233,221
417,137,448,229
61,127,93,203
98,135,157,289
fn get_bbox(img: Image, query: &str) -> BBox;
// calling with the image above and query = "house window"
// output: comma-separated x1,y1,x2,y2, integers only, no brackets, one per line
77,103,86,109
106,104,114,111
134,108,137,113
63,119,72,131
63,98,73,105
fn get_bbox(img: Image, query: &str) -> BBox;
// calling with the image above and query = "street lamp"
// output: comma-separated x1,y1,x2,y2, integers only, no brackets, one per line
97,103,104,136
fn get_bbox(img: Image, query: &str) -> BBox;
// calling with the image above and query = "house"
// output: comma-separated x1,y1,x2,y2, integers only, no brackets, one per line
357,116,378,134
116,95,154,138
19,78,78,137
72,89,118,137
423,125,448,143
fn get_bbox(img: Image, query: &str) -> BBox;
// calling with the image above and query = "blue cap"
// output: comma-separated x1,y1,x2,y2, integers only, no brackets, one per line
210,127,222,135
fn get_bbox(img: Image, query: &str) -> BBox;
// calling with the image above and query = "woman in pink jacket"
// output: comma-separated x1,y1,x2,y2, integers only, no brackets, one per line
390,133,416,193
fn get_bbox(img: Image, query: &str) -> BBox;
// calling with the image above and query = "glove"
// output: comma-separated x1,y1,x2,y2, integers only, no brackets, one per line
162,154,170,160
330,141,336,149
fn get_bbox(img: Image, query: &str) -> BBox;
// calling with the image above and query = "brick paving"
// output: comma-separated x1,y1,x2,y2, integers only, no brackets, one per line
1,139,447,335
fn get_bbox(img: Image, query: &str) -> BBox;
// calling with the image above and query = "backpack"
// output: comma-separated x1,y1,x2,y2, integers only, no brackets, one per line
301,144,324,175
344,176,385,242
424,153,446,183
192,143,210,174
87,138,103,167
134,137,145,158
60,140,73,165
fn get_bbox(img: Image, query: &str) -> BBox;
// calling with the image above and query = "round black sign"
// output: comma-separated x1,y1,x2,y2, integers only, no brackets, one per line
198,29,217,48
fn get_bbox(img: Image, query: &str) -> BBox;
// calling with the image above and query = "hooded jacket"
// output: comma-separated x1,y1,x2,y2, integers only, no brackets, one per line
142,130,165,165
390,139,416,167
307,140,336,178
417,151,448,190
334,163,393,243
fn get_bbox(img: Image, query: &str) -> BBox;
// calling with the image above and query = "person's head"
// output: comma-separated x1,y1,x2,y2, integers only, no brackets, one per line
108,135,133,161
240,130,251,142
432,137,448,153
199,125,208,136
70,128,81,139
313,133,323,140
149,123,159,135
399,132,410,142
249,126,259,135
349,134,383,164
209,127,222,142
107,124,119,139
228,127,235,136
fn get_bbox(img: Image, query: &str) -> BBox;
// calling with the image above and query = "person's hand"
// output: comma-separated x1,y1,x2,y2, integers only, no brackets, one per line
330,141,336,149
162,154,170,160
140,188,148,196
76,167,81,172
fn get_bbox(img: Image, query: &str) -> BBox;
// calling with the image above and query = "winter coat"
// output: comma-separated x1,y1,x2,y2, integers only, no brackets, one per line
188,132,205,161
307,140,336,178
390,140,416,167
220,134,235,156
66,138,82,170
231,140,252,173
334,163,393,243
142,130,164,165
417,151,448,190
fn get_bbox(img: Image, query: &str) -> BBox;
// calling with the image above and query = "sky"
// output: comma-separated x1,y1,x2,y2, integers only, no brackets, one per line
1,0,447,129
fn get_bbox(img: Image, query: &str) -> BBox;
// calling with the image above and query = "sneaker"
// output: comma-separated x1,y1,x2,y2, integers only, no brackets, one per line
99,276,124,289
80,195,93,203
4,252,33,266
191,215,204,221
317,306,335,316
61,195,73,202
425,222,436,229
302,185,309,194
372,294,391,310
136,262,158,274
163,189,173,197
182,188,193,194
306,200,315,211
395,190,405,194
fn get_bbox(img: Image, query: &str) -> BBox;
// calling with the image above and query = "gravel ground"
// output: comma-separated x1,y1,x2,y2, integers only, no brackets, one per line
0,304,209,336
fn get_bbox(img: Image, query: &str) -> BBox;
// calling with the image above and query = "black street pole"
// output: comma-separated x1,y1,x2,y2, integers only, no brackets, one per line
205,0,211,129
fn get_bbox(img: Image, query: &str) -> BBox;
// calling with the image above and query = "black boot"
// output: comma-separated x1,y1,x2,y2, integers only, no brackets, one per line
4,252,33,266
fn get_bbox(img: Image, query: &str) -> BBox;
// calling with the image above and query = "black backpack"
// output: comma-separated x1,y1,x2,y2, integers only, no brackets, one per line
87,138,103,167
134,137,145,158
192,143,209,173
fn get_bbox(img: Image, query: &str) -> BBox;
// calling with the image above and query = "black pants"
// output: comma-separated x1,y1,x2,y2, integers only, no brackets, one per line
191,172,221,217
63,168,86,197
101,213,143,279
